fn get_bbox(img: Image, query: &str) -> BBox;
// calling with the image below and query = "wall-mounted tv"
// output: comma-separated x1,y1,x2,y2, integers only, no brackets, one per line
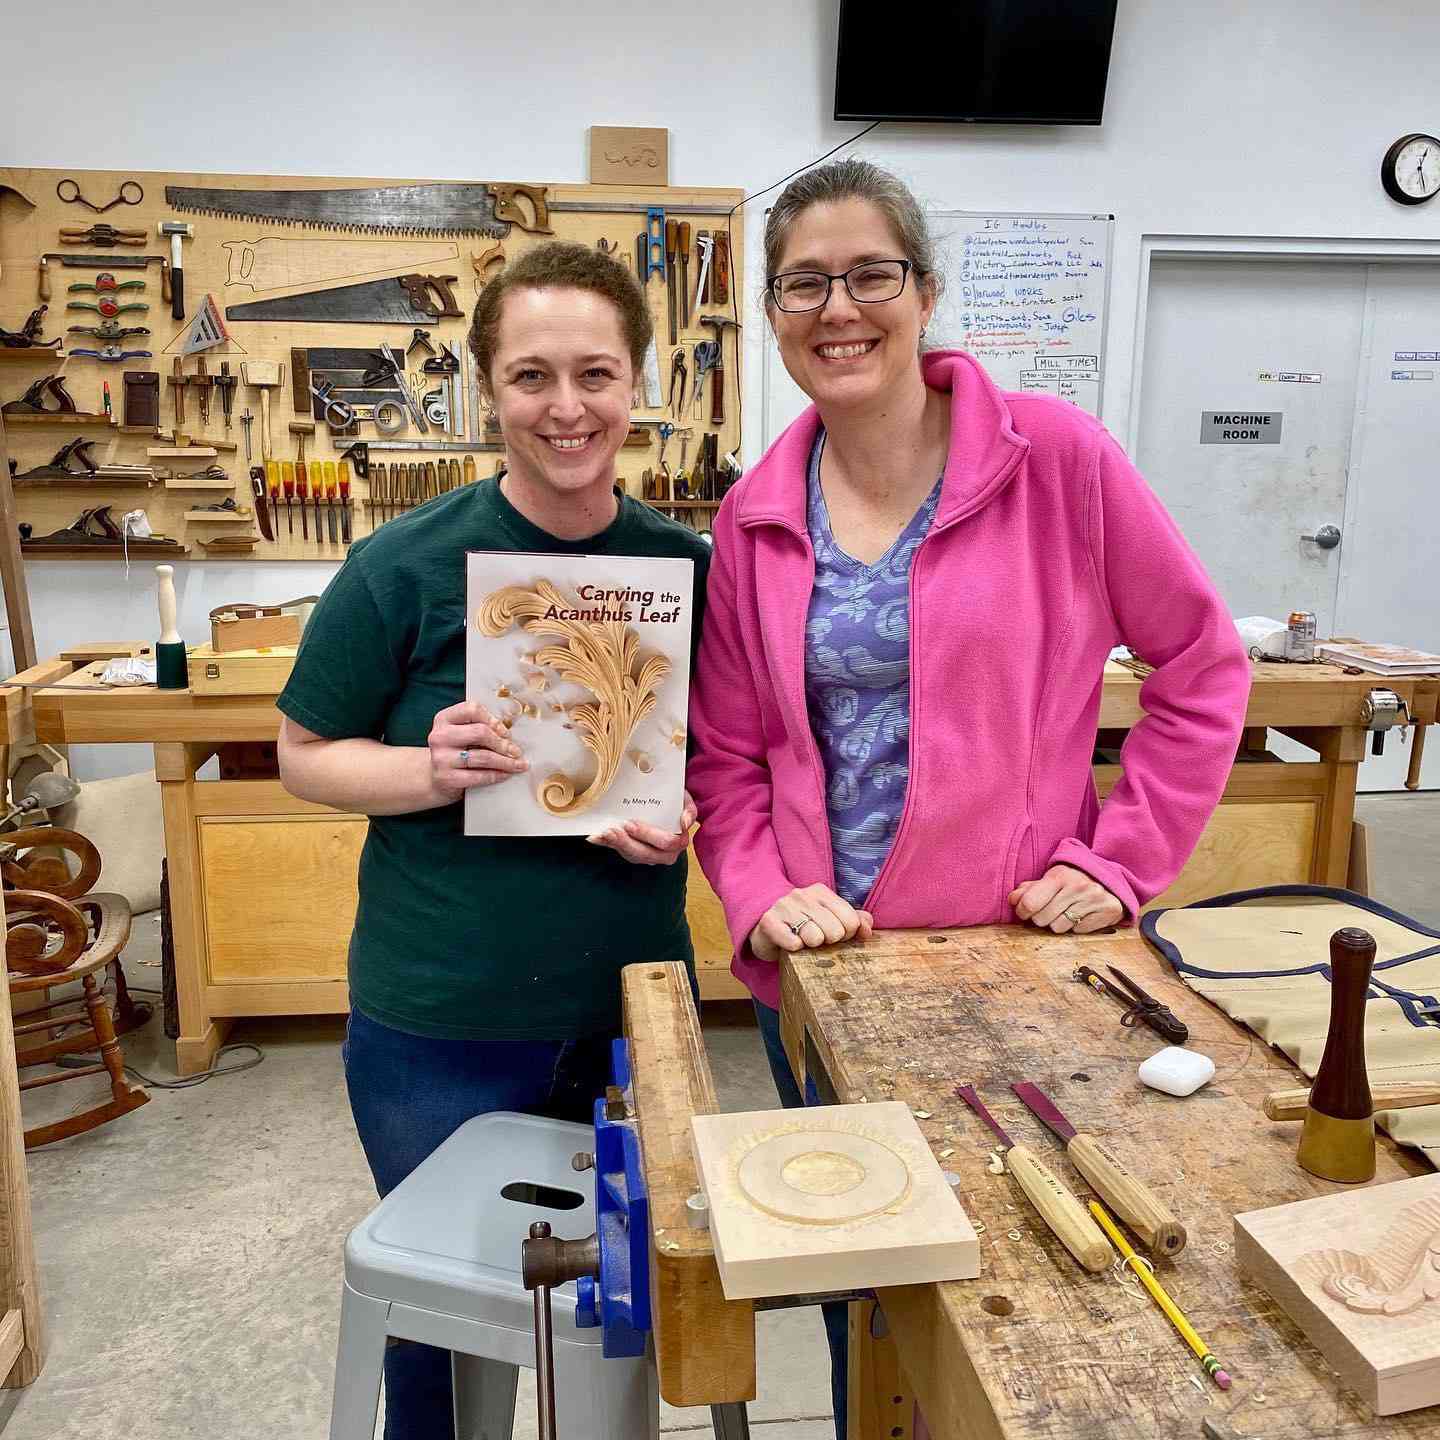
834,1,1120,126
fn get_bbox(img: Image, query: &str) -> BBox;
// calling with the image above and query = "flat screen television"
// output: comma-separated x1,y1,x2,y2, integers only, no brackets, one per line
834,1,1120,125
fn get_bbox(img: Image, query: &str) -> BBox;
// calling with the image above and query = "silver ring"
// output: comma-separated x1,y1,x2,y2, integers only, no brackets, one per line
457,749,470,768
787,914,815,937
1063,907,1085,923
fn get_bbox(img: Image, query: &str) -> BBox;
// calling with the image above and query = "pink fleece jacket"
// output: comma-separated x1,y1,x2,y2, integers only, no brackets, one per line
688,349,1252,1010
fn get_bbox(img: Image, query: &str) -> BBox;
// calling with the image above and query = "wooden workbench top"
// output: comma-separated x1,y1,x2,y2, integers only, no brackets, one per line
14,653,1438,746
778,926,1433,1439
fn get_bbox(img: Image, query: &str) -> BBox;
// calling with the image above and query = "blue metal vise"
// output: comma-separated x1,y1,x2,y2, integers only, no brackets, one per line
574,1039,653,1358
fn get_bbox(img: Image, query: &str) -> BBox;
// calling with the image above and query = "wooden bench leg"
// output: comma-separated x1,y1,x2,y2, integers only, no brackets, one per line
849,1298,916,1440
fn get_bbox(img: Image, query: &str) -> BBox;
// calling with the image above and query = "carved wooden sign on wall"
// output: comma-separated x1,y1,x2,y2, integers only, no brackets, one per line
589,128,669,186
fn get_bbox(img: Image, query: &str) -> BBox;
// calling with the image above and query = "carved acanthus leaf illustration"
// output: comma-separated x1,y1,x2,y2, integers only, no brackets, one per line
476,581,669,816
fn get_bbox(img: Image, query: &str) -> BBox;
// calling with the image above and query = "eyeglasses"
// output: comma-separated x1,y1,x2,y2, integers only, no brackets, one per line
767,259,913,313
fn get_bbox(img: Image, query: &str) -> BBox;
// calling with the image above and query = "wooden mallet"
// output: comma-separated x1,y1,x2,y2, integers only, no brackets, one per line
242,360,285,462
155,565,187,690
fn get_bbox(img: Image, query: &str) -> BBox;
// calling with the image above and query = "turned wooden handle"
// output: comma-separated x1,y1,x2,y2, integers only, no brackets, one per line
1007,1144,1112,1273
1265,1081,1440,1121
1067,1133,1187,1256
38,256,50,301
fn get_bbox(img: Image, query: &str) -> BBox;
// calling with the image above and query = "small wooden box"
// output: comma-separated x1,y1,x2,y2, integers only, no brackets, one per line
186,643,297,697
210,611,302,653
588,127,668,186
1235,1172,1440,1415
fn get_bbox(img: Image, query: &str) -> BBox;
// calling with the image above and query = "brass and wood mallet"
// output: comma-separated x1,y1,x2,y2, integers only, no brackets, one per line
1297,927,1379,1184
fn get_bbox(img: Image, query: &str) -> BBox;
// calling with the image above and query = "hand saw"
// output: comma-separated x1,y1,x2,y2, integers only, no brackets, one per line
226,274,464,326
165,183,553,237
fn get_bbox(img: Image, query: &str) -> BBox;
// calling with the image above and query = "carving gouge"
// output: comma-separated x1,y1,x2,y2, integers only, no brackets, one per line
1012,1083,1186,1256
956,1085,1111,1273
1264,1080,1440,1121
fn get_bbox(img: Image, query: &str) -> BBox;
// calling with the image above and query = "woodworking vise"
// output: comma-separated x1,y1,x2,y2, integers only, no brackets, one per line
521,1041,653,1432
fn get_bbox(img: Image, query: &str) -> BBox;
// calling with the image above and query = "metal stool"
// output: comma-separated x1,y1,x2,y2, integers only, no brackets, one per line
330,1111,658,1439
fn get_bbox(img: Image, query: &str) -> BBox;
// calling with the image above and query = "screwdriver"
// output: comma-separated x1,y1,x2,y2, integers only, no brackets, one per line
337,459,352,544
323,461,338,543
282,460,299,538
266,459,283,539
295,458,310,539
313,461,325,544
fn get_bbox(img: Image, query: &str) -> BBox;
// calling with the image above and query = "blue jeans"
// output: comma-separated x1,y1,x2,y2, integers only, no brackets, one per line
753,1000,849,1440
342,1006,615,1440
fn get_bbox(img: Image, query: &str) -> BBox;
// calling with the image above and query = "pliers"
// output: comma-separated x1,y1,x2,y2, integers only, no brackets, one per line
668,348,688,415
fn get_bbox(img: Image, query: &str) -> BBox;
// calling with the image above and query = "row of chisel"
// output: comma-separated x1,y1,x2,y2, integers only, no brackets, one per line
259,458,352,546
366,455,480,525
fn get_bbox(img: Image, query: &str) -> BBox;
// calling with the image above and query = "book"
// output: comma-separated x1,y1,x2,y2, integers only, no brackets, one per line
464,550,696,837
1316,641,1440,675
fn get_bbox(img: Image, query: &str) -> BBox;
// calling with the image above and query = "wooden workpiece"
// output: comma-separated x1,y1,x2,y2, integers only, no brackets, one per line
776,926,1434,1439
0,165,744,556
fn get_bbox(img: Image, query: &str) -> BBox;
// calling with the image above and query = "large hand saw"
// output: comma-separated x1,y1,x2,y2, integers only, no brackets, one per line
164,183,553,237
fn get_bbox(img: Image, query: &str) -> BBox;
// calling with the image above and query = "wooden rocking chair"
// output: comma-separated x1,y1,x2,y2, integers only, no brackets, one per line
3,827,148,1148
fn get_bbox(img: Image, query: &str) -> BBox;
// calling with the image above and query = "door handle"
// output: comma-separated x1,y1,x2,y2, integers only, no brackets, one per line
1301,524,1342,550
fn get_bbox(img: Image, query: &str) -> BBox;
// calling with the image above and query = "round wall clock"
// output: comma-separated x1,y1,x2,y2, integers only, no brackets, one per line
1381,134,1440,205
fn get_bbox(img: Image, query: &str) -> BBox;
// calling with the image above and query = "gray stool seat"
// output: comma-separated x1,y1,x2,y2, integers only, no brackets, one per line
330,1110,657,1439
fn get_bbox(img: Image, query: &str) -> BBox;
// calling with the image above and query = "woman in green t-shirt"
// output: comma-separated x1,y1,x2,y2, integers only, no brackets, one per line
276,243,709,1440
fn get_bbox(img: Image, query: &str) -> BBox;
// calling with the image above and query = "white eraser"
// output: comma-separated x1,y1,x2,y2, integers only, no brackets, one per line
1138,1046,1215,1097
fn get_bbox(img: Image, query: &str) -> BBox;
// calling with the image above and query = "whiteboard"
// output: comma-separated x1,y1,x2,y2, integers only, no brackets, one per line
761,210,1114,448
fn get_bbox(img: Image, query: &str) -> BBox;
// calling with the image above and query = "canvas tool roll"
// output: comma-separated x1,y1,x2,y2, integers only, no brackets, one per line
1142,887,1440,1168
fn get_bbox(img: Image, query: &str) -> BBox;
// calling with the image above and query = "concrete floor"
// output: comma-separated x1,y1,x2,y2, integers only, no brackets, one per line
3,792,1437,1440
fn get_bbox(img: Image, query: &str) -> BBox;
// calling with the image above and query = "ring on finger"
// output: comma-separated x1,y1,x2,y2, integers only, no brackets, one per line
787,914,816,938
1063,906,1086,923
457,749,470,768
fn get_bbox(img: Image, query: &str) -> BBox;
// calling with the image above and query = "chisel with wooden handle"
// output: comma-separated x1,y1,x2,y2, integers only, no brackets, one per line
1012,1082,1187,1256
956,1085,1112,1273
1264,1080,1440,1122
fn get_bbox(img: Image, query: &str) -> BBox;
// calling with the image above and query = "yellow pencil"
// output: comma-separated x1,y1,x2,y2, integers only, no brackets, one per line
1089,1200,1232,1390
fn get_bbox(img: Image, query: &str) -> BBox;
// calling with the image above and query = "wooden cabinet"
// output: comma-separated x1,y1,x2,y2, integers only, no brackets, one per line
198,815,363,986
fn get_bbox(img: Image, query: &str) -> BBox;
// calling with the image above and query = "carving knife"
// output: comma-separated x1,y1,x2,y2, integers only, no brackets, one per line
955,1085,1111,1273
1011,1083,1187,1256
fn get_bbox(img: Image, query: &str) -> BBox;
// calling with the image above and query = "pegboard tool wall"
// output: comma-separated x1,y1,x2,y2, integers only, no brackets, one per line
0,166,744,561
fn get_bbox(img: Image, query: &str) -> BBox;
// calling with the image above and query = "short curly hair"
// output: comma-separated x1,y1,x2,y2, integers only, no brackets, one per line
468,241,652,394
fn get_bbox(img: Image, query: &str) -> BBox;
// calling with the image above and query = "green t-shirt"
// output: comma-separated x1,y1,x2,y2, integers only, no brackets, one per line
276,478,710,1041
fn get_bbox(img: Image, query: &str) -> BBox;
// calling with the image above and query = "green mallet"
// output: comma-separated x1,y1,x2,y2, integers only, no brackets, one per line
155,564,188,690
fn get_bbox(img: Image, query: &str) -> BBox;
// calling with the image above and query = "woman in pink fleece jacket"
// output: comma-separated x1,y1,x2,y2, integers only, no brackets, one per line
687,159,1249,1435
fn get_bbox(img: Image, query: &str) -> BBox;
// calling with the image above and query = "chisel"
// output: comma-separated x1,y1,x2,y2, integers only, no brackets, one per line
956,1085,1111,1272
678,221,691,329
1012,1083,1186,1256
1264,1080,1440,1121
665,219,679,346
324,461,339,543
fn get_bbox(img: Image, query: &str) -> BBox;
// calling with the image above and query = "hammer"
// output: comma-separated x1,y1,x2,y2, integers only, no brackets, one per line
157,219,194,320
699,317,741,426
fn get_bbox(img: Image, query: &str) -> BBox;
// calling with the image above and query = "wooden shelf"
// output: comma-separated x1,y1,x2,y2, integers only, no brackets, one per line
148,446,217,459
120,425,159,436
22,545,189,559
164,478,234,491
2,412,115,427
13,476,154,487
0,349,64,363
183,511,252,523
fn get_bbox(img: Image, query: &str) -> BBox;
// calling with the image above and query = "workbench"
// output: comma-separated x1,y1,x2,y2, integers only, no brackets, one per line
7,655,1437,1075
624,926,1436,1439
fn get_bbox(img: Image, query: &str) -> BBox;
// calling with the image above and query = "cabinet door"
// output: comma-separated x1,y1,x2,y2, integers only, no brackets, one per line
198,815,364,983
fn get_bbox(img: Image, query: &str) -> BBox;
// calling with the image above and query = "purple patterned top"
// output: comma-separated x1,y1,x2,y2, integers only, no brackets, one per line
804,431,943,906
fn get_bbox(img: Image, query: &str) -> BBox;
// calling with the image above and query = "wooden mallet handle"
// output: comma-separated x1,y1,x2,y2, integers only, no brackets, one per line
1007,1144,1112,1273
1066,1133,1187,1256
1265,1080,1440,1121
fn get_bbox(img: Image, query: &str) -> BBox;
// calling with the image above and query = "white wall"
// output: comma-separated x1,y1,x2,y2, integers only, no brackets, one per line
6,0,1440,775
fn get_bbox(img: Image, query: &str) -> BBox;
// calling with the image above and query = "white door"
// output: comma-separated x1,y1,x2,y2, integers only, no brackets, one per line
1337,265,1440,790
1135,259,1366,634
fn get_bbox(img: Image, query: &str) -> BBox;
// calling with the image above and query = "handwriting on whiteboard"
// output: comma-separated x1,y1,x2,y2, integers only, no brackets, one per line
952,216,1110,415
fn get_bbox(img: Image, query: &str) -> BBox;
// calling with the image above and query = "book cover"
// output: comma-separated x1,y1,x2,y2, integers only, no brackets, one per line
464,550,695,836
1317,641,1440,675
